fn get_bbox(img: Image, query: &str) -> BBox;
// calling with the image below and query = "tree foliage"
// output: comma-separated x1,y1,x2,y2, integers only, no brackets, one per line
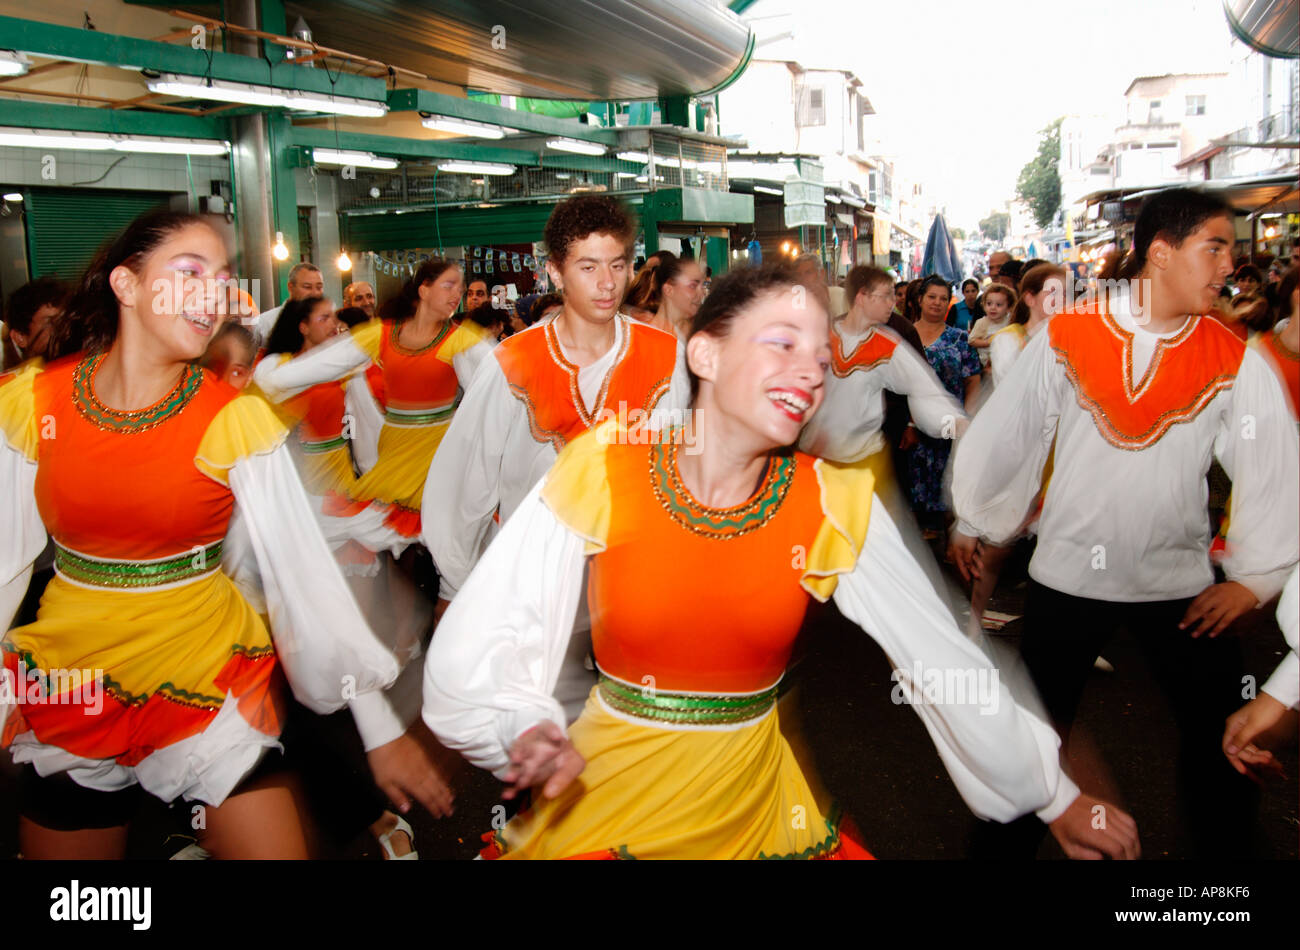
979,212,1010,242
1016,118,1063,229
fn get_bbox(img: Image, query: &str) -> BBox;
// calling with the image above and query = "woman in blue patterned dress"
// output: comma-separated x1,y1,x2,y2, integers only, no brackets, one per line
905,276,982,532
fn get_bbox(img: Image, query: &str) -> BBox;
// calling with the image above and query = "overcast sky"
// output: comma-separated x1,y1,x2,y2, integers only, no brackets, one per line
739,0,1238,229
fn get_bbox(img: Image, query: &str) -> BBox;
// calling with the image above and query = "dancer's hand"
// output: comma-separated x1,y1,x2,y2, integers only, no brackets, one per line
898,426,920,451
947,531,982,583
368,726,456,818
1048,794,1140,860
1223,693,1290,781
502,720,585,801
1179,581,1257,638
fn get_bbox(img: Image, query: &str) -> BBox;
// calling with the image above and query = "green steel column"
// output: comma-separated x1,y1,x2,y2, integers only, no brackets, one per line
706,236,729,276
260,0,288,64
266,112,299,299
658,95,691,129
641,203,660,255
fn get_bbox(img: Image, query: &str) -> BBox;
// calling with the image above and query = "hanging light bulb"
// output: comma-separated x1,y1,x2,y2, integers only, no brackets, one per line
337,249,352,271
272,231,289,261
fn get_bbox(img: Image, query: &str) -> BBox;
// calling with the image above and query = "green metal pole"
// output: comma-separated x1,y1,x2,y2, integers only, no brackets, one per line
266,112,299,299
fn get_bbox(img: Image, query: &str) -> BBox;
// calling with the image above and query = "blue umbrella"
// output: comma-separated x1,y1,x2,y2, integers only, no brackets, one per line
922,214,962,285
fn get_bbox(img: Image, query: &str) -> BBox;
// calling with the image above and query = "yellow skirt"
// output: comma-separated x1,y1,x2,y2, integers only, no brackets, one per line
295,443,358,500
489,689,856,860
350,421,449,513
2,570,278,766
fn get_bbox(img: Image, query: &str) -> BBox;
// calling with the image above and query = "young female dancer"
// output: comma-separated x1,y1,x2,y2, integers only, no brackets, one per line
254,259,494,551
0,212,444,859
423,262,1137,860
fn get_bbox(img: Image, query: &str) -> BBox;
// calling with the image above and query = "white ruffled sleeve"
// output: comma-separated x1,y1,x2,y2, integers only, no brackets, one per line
344,372,384,475
989,331,1023,388
0,441,44,632
252,332,372,403
423,355,515,601
226,444,408,748
882,337,968,439
832,495,1080,824
451,336,495,390
421,478,587,778
1262,568,1299,709
1216,349,1300,605
950,330,1060,545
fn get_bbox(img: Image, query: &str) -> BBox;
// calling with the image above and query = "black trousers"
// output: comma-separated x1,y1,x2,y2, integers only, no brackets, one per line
971,579,1261,859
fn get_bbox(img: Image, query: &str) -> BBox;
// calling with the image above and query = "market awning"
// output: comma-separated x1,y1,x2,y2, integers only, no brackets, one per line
279,0,755,100
1223,0,1299,58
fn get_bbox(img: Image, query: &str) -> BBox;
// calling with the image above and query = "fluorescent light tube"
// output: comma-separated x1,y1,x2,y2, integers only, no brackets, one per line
437,161,516,176
422,116,507,139
313,148,398,169
546,137,606,156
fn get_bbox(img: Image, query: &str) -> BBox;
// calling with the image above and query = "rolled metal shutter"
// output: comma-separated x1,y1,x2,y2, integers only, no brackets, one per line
24,189,172,281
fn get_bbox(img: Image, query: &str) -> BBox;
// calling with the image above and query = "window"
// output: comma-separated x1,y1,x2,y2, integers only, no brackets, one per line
1185,94,1206,116
1147,99,1163,123
798,86,825,127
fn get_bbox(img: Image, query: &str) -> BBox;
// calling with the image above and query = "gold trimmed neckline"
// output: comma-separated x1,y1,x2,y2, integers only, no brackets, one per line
389,317,452,356
73,353,203,434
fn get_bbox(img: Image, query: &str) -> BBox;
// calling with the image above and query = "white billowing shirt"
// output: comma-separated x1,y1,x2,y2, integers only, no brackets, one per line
800,322,967,463
952,290,1298,603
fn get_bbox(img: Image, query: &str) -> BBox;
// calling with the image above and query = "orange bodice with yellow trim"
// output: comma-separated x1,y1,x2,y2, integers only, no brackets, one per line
829,324,898,377
495,320,677,450
587,442,826,693
1047,306,1244,450
377,319,465,412
33,354,239,559
285,379,347,443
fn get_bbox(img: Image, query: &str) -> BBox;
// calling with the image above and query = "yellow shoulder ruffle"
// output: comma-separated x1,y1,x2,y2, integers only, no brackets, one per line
802,456,874,602
194,391,290,485
439,320,489,362
351,319,384,363
539,419,616,554
990,323,1027,344
0,360,43,461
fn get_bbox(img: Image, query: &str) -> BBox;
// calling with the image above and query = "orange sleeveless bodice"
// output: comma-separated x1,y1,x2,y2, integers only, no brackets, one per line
1048,307,1244,450
377,319,463,412
495,320,677,450
33,354,239,559
588,441,826,693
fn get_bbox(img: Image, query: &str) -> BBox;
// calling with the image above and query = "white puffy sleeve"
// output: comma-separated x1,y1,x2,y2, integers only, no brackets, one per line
0,364,46,632
950,330,1060,543
1216,349,1300,605
344,371,384,476
198,393,407,750
1262,568,1298,709
0,444,44,632
882,338,968,439
252,327,375,403
989,331,1024,388
451,336,495,389
421,478,587,777
832,495,1080,824
423,355,516,601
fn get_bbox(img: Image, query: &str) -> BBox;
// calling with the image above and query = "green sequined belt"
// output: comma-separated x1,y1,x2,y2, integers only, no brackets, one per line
54,540,224,589
597,672,779,727
384,401,458,427
301,434,347,454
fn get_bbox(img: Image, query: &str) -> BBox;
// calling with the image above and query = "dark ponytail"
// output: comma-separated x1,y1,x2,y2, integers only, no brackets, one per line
47,208,205,360
378,258,458,323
